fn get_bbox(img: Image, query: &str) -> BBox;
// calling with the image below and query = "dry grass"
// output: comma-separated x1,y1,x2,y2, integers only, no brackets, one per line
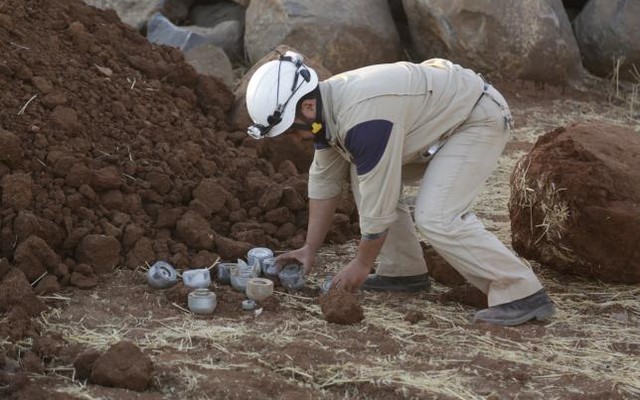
609,56,640,122
35,263,640,398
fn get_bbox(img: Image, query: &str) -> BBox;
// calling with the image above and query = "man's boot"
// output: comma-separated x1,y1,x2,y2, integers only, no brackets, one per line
361,273,431,292
473,289,555,326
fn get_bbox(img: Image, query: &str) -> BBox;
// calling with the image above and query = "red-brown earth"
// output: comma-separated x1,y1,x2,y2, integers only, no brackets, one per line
1,0,639,399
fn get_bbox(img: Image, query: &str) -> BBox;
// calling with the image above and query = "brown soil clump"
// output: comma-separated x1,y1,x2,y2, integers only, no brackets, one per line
90,341,153,391
0,268,46,317
403,310,425,324
421,241,465,286
73,350,102,381
510,121,640,283
438,284,488,309
319,290,364,325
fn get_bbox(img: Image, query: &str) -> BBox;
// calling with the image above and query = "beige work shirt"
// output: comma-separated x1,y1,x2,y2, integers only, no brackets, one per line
308,59,485,235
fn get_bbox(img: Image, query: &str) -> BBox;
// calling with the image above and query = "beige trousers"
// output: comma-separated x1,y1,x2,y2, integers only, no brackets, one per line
351,86,543,306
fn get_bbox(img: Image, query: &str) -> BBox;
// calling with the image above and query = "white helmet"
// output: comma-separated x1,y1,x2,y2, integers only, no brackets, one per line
246,51,318,139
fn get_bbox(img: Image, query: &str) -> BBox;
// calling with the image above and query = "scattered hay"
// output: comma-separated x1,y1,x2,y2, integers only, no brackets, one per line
33,272,640,397
53,381,104,400
316,361,474,398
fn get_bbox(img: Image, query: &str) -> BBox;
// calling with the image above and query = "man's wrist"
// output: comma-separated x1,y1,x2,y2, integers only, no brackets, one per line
353,256,373,271
304,242,320,254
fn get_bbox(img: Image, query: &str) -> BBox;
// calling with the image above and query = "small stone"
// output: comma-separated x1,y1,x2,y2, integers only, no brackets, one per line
242,299,257,311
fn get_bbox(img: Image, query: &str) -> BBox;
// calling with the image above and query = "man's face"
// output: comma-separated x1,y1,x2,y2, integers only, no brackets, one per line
286,98,316,142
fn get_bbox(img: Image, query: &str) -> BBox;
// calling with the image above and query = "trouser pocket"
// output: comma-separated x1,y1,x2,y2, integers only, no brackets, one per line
483,85,514,130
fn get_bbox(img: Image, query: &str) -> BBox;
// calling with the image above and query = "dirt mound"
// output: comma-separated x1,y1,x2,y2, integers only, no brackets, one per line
509,121,640,283
0,0,358,296
90,341,153,391
319,289,364,325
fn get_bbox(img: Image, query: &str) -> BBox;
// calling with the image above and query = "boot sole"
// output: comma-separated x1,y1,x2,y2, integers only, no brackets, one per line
473,303,556,326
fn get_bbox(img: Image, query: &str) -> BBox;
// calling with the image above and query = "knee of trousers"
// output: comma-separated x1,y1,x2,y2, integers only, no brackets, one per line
414,207,459,240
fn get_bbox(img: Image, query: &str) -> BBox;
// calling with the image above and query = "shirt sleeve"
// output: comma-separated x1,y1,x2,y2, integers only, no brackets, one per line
345,119,403,235
308,147,349,200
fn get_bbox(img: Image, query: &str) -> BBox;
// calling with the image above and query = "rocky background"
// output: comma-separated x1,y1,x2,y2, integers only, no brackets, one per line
84,0,640,87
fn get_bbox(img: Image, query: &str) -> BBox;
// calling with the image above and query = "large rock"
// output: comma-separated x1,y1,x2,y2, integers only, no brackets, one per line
160,0,246,59
244,0,401,73
147,12,243,62
184,44,235,88
509,121,640,283
573,0,640,81
82,0,161,30
160,0,194,24
403,0,582,84
189,2,244,29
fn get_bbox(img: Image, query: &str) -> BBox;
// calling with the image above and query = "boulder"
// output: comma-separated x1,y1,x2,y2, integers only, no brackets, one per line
184,43,235,88
160,0,194,24
147,12,243,62
509,121,640,283
244,0,401,73
403,0,582,84
573,0,640,81
189,2,244,29
82,0,161,30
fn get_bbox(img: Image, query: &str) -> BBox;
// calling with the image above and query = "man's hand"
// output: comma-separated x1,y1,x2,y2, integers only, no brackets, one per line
275,244,316,275
330,258,371,292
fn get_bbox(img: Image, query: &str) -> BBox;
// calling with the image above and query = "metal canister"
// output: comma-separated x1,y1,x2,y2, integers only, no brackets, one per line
262,257,278,276
246,278,274,301
278,264,305,291
182,268,211,289
320,277,333,294
147,261,178,289
188,289,217,314
230,265,253,293
216,262,235,285
247,247,273,270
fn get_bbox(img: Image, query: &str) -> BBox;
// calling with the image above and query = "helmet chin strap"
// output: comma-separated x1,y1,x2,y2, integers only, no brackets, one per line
291,88,324,134
291,122,323,134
